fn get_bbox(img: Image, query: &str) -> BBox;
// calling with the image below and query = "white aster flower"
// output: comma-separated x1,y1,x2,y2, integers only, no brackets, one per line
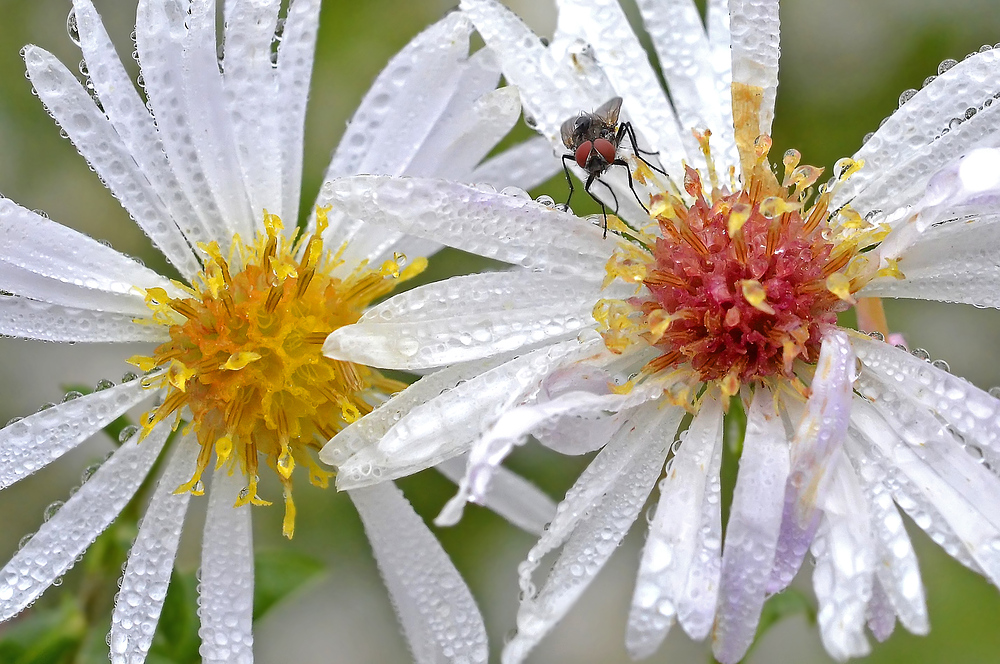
318,0,1000,662
0,2,560,663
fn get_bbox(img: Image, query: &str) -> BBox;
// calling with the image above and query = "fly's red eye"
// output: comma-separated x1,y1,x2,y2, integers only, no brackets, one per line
594,138,616,165
575,141,593,169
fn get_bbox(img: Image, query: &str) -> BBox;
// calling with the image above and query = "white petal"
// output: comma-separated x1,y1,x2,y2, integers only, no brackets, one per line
275,0,321,224
0,200,175,315
504,403,674,664
436,379,668,528
712,387,790,664
198,466,254,664
135,0,230,245
834,48,1000,211
183,0,255,241
350,483,488,664
728,0,780,136
849,439,928,636
556,0,688,175
323,271,600,369
223,0,283,220
0,295,167,343
73,0,211,248
707,0,736,159
810,453,874,661
335,336,612,489
0,381,152,491
469,136,562,192
23,46,200,278
321,355,515,468
626,395,723,657
318,176,611,277
853,335,1000,456
110,433,198,664
0,422,169,621
636,0,736,166
435,455,556,536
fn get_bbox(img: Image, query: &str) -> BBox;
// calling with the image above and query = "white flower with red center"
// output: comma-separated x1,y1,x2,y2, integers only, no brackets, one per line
0,1,563,663
318,0,1000,662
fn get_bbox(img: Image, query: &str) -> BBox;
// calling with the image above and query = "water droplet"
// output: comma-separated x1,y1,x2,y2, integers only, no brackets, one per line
937,58,958,75
898,89,917,107
535,195,555,207
523,113,538,130
5,416,23,427
43,501,64,522
118,425,140,444
989,387,1000,399
121,372,138,383
61,390,84,403
910,348,931,361
95,378,115,391
66,8,81,45
931,359,951,372
869,331,885,342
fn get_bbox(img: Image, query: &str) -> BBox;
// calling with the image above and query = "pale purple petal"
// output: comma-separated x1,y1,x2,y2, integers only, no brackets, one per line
866,573,897,643
712,387,790,664
0,381,151,490
0,422,169,621
626,394,723,657
110,433,199,664
198,467,254,664
350,483,488,664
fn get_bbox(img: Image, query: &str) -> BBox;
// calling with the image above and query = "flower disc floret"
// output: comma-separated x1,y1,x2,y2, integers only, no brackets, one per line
130,208,425,537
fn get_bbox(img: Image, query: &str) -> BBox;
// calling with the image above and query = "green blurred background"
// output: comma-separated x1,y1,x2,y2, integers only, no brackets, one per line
2,0,1000,662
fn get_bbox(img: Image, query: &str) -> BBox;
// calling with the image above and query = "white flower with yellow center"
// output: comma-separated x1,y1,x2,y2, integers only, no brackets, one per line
0,1,561,663
318,0,1000,662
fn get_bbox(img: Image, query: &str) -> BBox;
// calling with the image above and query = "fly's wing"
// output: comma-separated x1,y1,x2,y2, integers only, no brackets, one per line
593,97,622,128
560,114,581,150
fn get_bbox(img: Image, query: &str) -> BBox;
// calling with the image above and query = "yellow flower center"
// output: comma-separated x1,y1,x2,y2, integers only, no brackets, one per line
129,208,425,537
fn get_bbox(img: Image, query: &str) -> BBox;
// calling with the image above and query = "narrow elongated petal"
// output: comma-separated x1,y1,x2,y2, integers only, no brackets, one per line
319,176,611,278
505,403,676,664
23,46,200,278
866,577,897,643
0,381,151,490
335,337,611,488
223,0,283,219
811,453,874,661
712,387,790,664
436,378,668,527
770,330,854,592
0,296,167,343
469,136,561,192
350,483,488,664
198,467,254,664
110,433,198,664
435,455,556,536
275,0,321,223
0,423,169,621
323,271,601,369
707,0,735,153
626,395,724,657
728,0,780,135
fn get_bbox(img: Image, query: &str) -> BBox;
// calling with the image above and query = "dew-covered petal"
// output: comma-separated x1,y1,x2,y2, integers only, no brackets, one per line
222,0,283,221
712,387,789,664
435,455,556,536
275,0,320,224
834,48,1000,210
73,0,211,250
728,0,780,136
852,335,1000,456
23,46,200,278
436,378,668,528
319,176,610,277
810,452,874,661
183,0,255,241
323,271,601,369
556,0,687,175
707,0,735,151
626,395,723,657
0,422,169,622
198,467,254,664
0,199,176,315
0,381,152,491
135,0,229,245
504,403,675,664
848,436,928,636
469,136,562,192
335,336,612,488
350,482,488,664
0,295,167,343
110,432,198,664
866,577,897,643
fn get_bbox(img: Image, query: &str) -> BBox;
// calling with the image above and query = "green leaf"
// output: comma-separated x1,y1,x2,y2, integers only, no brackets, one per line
253,550,327,621
0,598,85,664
